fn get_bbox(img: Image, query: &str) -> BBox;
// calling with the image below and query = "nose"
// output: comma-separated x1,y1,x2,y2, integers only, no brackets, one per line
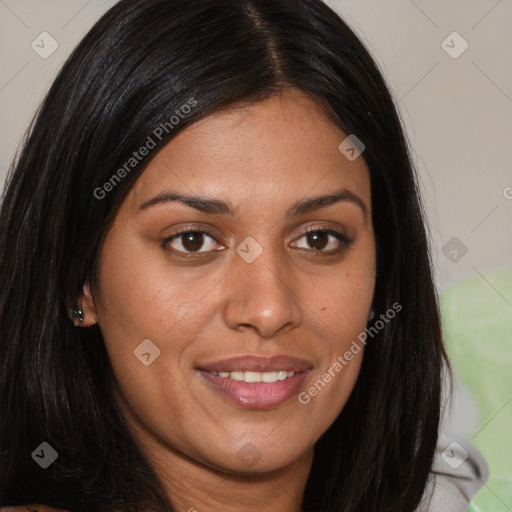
222,246,303,339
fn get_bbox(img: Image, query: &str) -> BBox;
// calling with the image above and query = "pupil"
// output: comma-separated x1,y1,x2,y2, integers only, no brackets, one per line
307,231,327,251
183,232,204,252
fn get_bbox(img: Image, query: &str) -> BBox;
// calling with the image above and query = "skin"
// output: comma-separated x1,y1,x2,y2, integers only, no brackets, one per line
79,88,376,512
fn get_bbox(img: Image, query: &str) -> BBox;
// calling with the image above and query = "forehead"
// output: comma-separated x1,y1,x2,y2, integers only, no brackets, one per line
127,89,371,215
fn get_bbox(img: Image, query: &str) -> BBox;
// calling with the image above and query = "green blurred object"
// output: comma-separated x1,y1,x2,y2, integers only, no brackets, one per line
440,267,512,511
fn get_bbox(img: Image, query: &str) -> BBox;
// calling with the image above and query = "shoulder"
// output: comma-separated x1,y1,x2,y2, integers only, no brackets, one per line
419,431,489,511
1,506,70,512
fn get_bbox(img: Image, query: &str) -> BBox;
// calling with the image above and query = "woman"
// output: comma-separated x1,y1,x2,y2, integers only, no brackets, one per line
0,0,485,511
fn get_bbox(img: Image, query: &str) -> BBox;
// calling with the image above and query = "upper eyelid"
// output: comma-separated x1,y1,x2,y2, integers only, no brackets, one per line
166,225,346,240
164,228,221,246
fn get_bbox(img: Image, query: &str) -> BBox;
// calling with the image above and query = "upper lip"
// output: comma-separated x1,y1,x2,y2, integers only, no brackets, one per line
197,355,313,373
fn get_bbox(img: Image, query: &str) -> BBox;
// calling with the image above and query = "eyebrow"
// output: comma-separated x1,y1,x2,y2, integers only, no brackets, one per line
139,187,368,218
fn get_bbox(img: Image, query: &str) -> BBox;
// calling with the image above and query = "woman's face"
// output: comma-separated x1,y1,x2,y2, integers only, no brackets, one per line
84,89,376,475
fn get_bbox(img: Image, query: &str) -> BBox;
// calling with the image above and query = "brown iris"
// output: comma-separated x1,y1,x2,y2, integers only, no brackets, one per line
306,231,329,251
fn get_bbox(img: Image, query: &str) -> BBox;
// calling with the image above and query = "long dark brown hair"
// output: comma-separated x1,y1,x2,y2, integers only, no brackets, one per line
0,1,447,510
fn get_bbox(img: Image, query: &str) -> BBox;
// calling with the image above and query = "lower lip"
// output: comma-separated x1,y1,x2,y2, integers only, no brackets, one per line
198,370,310,409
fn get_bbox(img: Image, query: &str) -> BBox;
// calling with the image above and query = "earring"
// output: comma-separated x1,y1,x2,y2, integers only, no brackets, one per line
368,309,375,321
71,305,84,326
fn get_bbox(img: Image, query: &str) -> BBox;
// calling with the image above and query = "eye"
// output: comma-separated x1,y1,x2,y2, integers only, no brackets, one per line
162,227,352,258
162,229,225,256
292,228,352,254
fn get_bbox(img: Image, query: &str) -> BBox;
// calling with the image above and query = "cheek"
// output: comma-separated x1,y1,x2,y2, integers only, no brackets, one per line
96,239,216,336
305,258,374,399
93,239,231,397
312,261,375,338
289,264,373,421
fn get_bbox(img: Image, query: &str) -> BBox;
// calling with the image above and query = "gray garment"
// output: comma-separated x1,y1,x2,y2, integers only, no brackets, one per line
418,431,489,511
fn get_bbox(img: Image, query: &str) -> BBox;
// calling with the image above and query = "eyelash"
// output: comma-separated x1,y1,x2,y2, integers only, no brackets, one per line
161,226,353,259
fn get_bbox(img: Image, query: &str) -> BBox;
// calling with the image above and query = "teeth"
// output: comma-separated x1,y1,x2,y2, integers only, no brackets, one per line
262,371,277,383
213,370,296,383
244,371,262,383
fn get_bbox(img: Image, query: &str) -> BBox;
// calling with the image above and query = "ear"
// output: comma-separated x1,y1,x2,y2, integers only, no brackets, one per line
80,281,98,327
69,282,98,327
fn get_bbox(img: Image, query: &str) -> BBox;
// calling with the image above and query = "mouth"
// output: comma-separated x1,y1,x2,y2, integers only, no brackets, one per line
196,354,312,409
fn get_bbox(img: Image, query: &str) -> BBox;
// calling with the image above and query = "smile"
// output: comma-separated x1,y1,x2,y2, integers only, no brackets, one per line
210,370,296,383
198,369,310,409
196,354,313,408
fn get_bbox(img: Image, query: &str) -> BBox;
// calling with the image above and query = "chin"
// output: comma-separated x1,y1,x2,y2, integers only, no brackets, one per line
206,441,312,476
